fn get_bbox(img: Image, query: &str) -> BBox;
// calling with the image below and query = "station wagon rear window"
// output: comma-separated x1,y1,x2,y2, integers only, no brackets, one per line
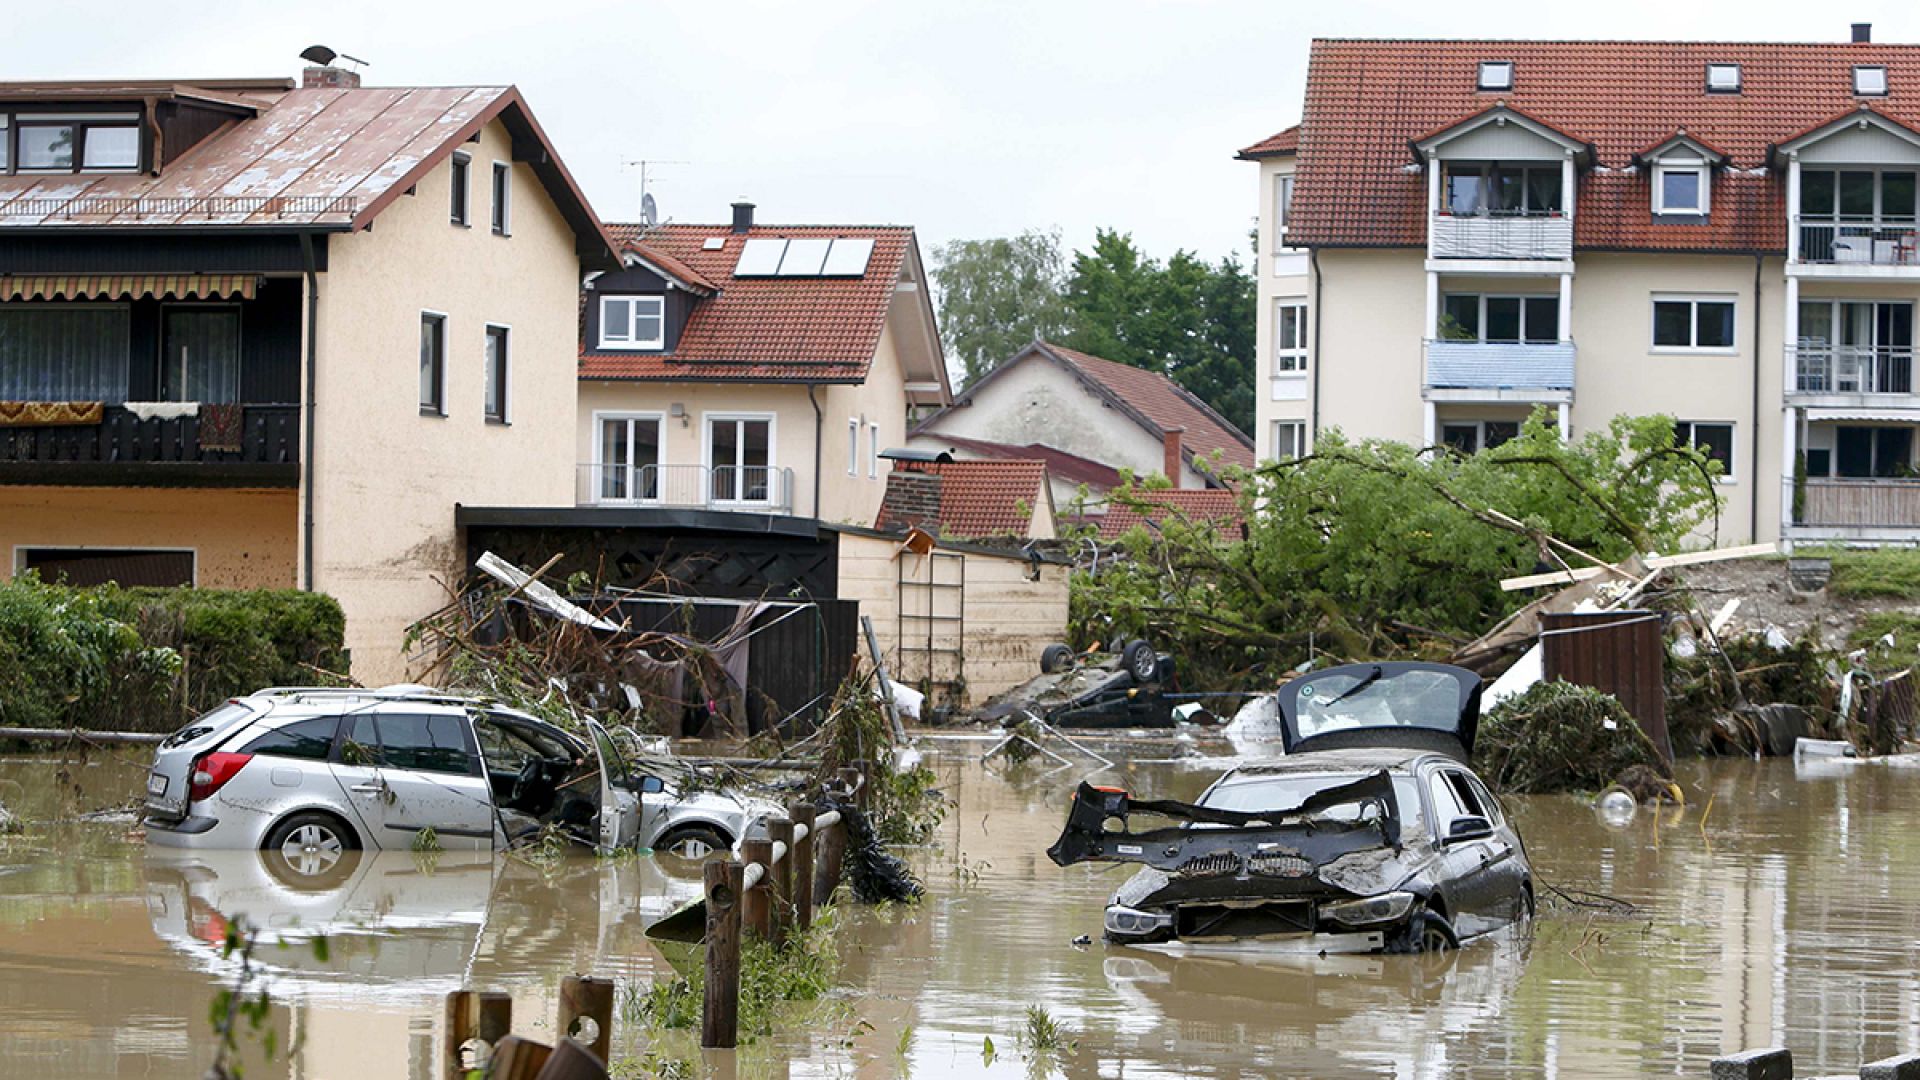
1294,668,1467,739
239,717,340,761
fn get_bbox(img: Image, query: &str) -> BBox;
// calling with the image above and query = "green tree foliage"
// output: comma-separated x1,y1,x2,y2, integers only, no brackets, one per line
930,229,1074,385
1073,412,1722,686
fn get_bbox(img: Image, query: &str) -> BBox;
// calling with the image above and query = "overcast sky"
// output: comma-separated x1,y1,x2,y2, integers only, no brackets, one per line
3,2,1910,265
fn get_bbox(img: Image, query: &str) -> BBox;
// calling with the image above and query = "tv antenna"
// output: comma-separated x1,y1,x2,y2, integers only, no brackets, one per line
622,158,687,226
298,45,369,71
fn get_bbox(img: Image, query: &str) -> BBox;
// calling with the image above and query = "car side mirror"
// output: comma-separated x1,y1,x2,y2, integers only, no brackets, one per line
639,774,666,795
1445,815,1494,844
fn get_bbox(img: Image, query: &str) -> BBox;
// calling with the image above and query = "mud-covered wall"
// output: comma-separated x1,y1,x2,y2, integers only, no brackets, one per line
0,485,297,588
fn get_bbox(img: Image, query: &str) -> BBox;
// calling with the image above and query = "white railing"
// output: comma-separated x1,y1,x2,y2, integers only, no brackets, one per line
1423,339,1576,392
1430,212,1573,260
1797,479,1920,528
577,463,795,514
1789,345,1915,395
1796,218,1920,266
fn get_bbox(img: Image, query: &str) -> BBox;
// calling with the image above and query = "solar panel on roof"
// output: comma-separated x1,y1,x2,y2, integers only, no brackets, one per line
821,237,875,277
734,237,787,276
777,237,832,276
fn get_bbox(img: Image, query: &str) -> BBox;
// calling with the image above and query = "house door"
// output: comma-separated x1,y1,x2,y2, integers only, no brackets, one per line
597,415,662,502
161,307,240,403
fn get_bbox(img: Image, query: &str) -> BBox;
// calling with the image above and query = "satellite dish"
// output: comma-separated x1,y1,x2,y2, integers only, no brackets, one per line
299,45,338,66
641,192,659,227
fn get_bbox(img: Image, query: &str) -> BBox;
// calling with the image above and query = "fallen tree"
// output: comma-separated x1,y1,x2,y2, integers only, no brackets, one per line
1477,681,1673,795
1071,412,1722,690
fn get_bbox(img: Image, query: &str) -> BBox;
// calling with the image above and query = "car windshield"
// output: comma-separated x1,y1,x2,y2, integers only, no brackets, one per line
1292,668,1465,741
1201,773,1424,831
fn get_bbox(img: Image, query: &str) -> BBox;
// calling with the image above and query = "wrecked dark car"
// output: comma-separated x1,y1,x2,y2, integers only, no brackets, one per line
976,639,1186,729
1048,661,1532,953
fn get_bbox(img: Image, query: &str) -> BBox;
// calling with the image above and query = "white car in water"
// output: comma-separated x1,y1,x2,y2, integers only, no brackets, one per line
143,684,770,872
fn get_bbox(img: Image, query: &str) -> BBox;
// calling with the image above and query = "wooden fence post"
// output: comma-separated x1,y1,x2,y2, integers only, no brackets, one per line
702,859,744,1050
790,803,817,932
741,838,773,940
558,974,614,1065
443,989,513,1080
767,816,794,949
814,813,847,907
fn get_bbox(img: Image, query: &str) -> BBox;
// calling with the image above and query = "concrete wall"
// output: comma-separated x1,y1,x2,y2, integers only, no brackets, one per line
308,117,582,684
1252,155,1312,462
837,531,1070,708
0,486,297,588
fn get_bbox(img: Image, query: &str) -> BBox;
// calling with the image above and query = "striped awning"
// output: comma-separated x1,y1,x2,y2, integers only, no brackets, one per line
0,274,258,301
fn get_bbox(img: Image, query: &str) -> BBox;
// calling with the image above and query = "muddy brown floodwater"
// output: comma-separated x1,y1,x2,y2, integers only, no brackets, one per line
1,741,1918,1079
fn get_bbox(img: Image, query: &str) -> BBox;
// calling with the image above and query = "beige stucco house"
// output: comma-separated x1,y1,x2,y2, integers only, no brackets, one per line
0,63,617,682
1245,31,1920,546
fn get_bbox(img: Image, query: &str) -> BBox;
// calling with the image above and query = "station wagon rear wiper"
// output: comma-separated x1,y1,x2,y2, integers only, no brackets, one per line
1319,664,1382,707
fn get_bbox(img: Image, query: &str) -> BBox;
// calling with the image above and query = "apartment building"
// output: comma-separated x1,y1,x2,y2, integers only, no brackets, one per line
0,61,617,681
1244,28,1920,544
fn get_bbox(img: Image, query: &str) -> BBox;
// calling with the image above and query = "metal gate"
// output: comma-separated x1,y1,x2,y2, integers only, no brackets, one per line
898,551,964,706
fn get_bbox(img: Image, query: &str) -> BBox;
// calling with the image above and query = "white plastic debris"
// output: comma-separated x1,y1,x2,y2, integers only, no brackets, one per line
883,681,924,721
1672,633,1698,660
1596,790,1638,827
1764,625,1793,651
1484,643,1544,708
1793,737,1857,759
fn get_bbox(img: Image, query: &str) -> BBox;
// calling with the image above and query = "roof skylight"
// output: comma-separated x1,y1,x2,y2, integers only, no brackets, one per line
1477,61,1514,91
1855,65,1889,96
1706,63,1742,93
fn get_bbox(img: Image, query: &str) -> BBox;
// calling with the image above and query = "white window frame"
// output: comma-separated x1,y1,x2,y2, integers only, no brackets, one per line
869,421,881,479
450,152,470,226
484,322,510,424
491,160,511,235
1855,65,1889,97
1477,61,1514,92
1441,293,1560,344
1653,161,1709,215
13,545,197,585
1651,294,1739,354
847,417,860,475
1270,420,1306,461
1272,174,1295,251
592,410,666,504
598,295,666,351
1274,299,1308,375
1705,63,1742,93
1674,420,1737,484
419,310,448,416
703,412,778,506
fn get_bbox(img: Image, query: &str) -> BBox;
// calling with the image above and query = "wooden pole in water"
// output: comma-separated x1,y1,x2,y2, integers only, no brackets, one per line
443,990,513,1080
702,859,743,1050
557,974,614,1066
767,816,794,949
789,803,817,932
740,838,773,940
814,812,847,907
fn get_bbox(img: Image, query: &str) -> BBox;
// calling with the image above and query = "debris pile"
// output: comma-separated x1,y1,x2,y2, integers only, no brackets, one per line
1477,680,1672,795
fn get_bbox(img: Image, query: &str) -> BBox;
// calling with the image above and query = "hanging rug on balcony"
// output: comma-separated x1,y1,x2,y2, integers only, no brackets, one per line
0,274,258,301
198,403,244,452
0,401,104,427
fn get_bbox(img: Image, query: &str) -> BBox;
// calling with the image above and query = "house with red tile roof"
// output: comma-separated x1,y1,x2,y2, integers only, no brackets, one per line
900,432,1122,512
575,202,950,527
873,458,1056,541
1243,28,1920,545
1076,488,1244,542
908,340,1252,504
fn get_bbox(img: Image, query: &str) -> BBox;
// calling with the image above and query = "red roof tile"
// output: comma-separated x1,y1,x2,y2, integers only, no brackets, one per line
1036,342,1255,473
579,223,913,381
875,460,1049,539
910,433,1124,491
627,242,719,294
1083,489,1244,541
1280,39,1920,253
1237,125,1300,159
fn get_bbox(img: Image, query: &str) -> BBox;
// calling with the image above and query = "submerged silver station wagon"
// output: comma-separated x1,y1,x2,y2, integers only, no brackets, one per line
143,685,770,870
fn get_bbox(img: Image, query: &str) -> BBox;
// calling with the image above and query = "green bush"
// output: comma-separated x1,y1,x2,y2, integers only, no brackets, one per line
0,575,347,733
1477,680,1669,794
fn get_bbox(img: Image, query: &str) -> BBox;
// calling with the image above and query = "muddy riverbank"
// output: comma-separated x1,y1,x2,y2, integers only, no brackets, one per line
1,744,1917,1077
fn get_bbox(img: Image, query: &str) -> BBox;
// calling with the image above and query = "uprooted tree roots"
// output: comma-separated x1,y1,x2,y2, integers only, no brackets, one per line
1478,680,1673,795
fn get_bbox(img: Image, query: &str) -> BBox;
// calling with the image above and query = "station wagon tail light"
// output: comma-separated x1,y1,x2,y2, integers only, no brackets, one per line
188,752,253,802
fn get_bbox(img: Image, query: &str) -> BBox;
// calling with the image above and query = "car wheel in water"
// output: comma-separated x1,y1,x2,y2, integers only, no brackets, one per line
1388,909,1459,954
654,825,731,874
262,812,360,889
1122,639,1161,683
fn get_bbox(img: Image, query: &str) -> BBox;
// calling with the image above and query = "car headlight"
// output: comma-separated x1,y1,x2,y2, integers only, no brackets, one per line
1321,891,1417,927
1104,905,1172,935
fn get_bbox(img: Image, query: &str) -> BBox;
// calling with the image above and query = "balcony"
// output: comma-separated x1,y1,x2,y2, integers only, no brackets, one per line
578,463,796,515
1789,345,1914,400
1430,212,1573,262
1423,339,1576,402
0,404,299,487
1794,219,1920,273
1793,478,1920,538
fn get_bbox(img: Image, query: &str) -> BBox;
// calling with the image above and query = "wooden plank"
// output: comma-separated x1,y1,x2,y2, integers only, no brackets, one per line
557,975,614,1067
1501,542,1778,591
701,860,743,1049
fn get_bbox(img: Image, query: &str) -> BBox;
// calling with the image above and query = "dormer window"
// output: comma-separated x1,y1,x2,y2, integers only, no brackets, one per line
1477,61,1514,92
1855,65,1889,96
599,295,665,351
1654,161,1709,216
1706,64,1742,93
5,111,141,174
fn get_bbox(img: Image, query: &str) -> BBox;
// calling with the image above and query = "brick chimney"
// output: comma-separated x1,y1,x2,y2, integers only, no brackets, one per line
878,471,944,531
1163,426,1185,483
302,65,361,89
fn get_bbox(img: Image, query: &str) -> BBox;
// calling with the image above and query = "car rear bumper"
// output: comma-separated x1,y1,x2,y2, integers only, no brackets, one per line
146,811,259,848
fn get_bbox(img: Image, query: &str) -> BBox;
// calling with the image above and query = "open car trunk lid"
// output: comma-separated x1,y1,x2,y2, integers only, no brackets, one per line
1277,661,1482,760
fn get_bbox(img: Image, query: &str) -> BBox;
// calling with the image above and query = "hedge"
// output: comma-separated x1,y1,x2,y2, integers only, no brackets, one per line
0,575,348,734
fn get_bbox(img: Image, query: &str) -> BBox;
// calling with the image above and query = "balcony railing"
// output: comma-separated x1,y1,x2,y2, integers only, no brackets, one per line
1424,339,1576,393
1430,212,1573,261
1790,345,1915,395
1796,218,1920,266
1797,479,1920,528
578,463,795,515
0,403,299,486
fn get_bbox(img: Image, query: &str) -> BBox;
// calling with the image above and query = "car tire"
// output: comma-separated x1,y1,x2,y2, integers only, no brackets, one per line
1388,909,1459,954
654,824,731,871
261,811,360,889
1122,639,1161,683
1040,643,1075,675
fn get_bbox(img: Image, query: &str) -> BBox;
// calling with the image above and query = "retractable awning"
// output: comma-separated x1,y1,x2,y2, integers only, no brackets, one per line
0,274,258,301
1804,407,1920,424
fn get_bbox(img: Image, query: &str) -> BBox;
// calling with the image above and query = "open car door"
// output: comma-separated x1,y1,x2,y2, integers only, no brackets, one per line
1276,662,1482,760
584,720,641,854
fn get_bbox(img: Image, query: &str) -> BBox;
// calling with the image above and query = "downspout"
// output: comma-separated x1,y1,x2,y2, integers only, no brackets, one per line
1751,254,1762,544
1309,249,1323,440
299,232,320,592
807,383,823,520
